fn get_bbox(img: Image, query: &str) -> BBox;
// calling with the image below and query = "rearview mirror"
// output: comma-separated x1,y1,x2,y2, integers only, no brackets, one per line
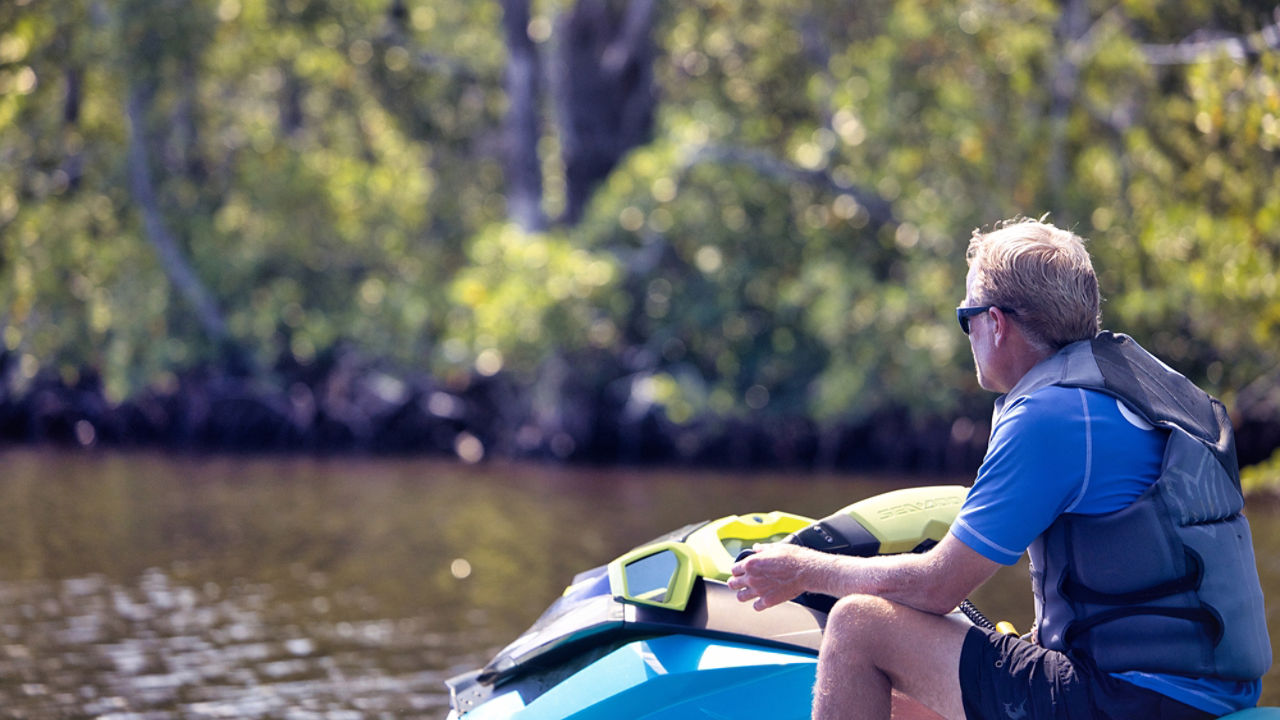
607,542,696,612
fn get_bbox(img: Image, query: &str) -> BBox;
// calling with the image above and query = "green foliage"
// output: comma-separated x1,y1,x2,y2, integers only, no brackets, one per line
1,0,1278,448
1080,50,1280,399
1241,448,1280,495
443,223,620,378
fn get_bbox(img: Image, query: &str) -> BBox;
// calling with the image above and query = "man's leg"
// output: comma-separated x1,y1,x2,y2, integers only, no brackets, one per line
892,690,947,720
812,593,972,720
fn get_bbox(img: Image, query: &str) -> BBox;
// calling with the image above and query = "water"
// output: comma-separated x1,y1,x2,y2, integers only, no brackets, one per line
0,449,1276,718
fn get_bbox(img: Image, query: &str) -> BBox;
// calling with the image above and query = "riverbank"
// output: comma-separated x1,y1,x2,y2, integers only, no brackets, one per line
3,348,1277,485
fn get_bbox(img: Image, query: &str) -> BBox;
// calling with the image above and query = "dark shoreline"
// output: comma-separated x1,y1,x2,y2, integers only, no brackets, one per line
2,349,1276,477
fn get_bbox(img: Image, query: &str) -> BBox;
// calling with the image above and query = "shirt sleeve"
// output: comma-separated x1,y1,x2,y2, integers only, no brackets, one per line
951,387,1093,565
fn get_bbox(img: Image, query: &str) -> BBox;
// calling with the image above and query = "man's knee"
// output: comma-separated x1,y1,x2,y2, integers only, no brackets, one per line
823,594,963,667
820,595,970,718
825,593,897,650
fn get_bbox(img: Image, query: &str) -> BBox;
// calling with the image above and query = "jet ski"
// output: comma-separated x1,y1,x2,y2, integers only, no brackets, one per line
445,485,1278,720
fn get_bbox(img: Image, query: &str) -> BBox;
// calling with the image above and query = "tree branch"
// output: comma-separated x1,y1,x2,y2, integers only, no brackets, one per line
376,0,480,83
1236,362,1280,418
125,83,230,347
601,0,656,76
1140,18,1280,65
679,144,895,228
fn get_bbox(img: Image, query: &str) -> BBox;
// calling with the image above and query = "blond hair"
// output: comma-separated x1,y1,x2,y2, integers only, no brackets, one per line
966,218,1101,349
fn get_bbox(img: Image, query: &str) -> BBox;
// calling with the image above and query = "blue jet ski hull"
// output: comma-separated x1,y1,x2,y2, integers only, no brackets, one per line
452,635,816,720
450,632,1279,720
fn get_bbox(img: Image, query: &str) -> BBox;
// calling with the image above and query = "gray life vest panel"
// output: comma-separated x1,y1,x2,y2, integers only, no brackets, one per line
1017,332,1271,679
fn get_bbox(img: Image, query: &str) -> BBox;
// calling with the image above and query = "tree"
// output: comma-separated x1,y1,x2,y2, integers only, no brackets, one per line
1,0,1277,468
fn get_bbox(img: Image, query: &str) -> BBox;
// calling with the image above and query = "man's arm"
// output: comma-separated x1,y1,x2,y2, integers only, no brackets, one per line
727,531,1001,615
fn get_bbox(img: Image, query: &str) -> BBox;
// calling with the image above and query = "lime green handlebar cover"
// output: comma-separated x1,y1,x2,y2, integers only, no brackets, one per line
606,485,969,610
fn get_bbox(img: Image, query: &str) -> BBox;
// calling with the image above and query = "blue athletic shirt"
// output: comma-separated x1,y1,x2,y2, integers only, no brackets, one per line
951,384,1262,715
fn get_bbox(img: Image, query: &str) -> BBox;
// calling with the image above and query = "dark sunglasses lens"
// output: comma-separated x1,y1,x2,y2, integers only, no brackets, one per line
957,306,991,334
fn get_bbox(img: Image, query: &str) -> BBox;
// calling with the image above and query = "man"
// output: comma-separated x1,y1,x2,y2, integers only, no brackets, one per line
728,218,1270,719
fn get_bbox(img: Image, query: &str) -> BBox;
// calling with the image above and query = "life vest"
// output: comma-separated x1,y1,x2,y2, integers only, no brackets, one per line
1013,332,1271,679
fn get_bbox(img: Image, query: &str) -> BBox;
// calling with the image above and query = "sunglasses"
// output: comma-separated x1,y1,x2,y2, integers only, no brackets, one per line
956,305,1016,334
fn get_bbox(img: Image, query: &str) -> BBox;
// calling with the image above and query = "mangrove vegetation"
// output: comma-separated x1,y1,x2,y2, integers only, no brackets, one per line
2,0,1279,478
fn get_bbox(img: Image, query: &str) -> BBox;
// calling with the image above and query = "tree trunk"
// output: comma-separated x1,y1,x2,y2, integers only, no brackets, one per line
1047,0,1089,216
61,66,84,190
501,0,548,232
553,0,657,226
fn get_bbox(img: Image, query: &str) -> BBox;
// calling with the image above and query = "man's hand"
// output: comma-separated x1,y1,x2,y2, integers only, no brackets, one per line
729,532,1001,617
728,543,828,611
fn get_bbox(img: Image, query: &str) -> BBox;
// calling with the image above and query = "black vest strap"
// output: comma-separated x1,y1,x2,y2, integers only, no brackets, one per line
1063,604,1225,648
1060,546,1203,606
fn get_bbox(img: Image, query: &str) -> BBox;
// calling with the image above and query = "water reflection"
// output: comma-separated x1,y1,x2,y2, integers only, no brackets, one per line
0,449,1275,717
0,568,462,717
0,450,534,718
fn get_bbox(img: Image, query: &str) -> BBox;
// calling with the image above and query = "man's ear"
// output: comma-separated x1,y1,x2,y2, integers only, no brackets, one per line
988,307,1010,346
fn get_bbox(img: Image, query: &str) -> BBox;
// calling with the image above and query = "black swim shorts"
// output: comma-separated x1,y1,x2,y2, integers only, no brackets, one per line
957,626,1217,720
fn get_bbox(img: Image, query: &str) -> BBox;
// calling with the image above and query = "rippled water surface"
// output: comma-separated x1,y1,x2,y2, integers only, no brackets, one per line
1,449,1277,718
